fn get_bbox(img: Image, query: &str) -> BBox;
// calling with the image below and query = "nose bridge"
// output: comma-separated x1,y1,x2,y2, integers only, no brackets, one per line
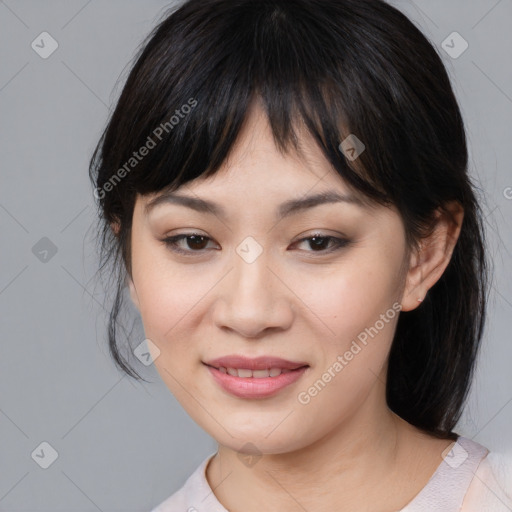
212,238,292,336
230,242,274,312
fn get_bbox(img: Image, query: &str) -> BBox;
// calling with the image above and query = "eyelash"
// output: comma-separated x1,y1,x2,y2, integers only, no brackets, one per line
161,233,352,257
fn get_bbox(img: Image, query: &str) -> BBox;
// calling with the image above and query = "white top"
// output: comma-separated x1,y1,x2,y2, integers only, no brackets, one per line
151,436,512,512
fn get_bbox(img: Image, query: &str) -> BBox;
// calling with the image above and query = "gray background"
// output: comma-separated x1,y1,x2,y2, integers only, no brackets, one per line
0,1,511,510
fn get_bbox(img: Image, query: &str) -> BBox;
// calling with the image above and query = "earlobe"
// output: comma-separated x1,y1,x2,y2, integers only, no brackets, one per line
128,277,140,310
400,245,425,312
400,201,464,313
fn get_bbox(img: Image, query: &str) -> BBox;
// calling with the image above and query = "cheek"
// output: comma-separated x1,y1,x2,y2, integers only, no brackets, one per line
288,249,401,392
293,273,399,437
130,236,209,350
132,258,210,400
290,248,401,343
293,244,402,410
301,269,397,387
136,267,207,344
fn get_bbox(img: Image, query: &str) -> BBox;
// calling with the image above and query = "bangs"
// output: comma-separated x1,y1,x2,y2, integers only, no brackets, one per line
93,0,421,211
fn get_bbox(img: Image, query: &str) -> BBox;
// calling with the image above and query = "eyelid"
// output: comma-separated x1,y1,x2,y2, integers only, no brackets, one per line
292,233,352,254
161,231,352,257
161,232,218,255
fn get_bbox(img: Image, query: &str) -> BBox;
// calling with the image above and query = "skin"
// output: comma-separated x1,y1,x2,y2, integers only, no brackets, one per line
125,101,464,512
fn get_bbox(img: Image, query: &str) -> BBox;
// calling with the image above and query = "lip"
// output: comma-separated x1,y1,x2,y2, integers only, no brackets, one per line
203,355,309,371
205,364,309,399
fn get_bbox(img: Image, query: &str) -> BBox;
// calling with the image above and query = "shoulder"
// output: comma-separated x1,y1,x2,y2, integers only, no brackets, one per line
150,452,225,512
399,436,510,512
462,448,512,511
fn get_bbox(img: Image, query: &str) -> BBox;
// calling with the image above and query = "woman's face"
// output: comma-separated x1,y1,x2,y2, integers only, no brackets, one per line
128,104,412,455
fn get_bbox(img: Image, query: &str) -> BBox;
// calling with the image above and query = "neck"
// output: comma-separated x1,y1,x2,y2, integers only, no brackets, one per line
205,375,441,512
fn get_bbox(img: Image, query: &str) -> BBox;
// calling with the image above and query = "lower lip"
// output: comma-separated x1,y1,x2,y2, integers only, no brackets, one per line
205,364,309,399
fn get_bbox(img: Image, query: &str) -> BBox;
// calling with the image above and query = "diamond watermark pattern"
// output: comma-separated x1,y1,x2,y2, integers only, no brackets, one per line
442,441,469,468
31,441,59,469
134,338,161,366
237,442,262,468
236,236,263,264
31,31,59,59
441,32,468,59
32,237,58,263
339,134,366,161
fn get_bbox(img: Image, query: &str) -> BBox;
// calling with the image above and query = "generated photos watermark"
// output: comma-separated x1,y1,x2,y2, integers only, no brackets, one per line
94,97,198,200
297,301,402,405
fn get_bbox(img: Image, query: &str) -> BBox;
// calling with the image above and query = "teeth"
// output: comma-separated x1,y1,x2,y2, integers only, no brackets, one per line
253,369,271,378
218,367,296,378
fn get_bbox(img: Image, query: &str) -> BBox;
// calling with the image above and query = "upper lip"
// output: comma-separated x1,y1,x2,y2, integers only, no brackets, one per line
204,355,309,371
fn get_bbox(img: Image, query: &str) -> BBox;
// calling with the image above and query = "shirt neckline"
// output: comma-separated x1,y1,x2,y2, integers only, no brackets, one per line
193,436,488,512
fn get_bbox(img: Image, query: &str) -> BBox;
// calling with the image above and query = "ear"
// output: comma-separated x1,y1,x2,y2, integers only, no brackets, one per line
401,201,464,312
110,219,121,237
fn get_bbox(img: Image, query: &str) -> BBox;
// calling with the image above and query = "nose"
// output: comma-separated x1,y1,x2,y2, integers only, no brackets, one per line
211,250,294,339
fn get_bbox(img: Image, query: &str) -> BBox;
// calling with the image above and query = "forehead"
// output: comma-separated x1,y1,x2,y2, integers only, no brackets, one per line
147,103,365,204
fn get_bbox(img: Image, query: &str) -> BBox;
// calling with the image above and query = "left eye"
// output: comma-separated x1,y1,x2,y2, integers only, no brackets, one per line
161,233,351,256
294,235,351,253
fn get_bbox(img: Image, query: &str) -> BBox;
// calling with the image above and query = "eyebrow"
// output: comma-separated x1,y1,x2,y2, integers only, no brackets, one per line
144,190,365,220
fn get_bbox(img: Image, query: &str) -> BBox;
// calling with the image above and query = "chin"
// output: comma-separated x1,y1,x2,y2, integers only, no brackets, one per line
213,425,312,456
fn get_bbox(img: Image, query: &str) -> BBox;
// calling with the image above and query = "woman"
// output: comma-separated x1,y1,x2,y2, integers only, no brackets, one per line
89,0,512,510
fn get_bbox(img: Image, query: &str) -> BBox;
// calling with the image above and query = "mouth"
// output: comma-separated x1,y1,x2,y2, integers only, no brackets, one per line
203,354,309,373
202,356,310,399
203,364,308,378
